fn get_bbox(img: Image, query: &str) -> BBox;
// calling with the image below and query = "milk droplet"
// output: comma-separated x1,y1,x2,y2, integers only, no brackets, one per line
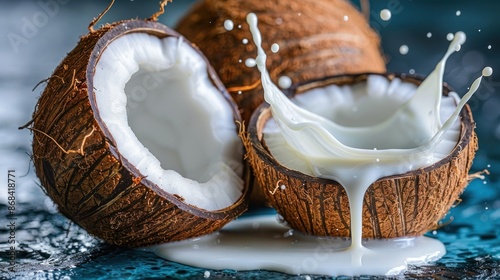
223,19,234,31
238,24,242,29
242,38,249,44
245,58,256,67
238,91,242,95
456,10,461,16
204,270,211,278
427,32,432,38
271,43,280,53
447,33,455,41
343,15,349,21
238,59,242,63
278,76,292,89
482,66,493,77
280,184,286,190
380,9,392,21
399,45,409,55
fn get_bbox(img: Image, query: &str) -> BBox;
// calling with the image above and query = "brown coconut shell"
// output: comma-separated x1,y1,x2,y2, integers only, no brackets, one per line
176,0,386,124
29,20,251,248
242,73,478,239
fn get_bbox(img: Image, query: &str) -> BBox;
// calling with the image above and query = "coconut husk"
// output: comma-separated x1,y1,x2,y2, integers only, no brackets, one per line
29,20,251,248
242,73,477,238
176,0,386,124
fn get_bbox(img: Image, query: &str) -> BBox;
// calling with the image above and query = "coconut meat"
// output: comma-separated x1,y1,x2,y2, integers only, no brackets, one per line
92,32,243,211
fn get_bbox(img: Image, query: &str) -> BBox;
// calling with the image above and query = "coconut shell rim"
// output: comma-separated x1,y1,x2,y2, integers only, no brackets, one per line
248,72,475,186
85,19,252,220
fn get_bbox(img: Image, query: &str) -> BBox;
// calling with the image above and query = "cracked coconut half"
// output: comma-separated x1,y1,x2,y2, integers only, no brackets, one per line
28,19,251,247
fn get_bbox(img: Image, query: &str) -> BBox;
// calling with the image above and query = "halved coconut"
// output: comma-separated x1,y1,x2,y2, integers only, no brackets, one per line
30,20,251,247
243,73,477,238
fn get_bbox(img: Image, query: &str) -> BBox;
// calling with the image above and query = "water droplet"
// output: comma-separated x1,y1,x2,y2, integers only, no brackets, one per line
238,24,242,29
224,19,234,31
242,38,249,44
376,158,380,162
343,15,349,21
488,45,492,50
483,181,488,185
487,164,491,168
284,229,294,237
446,33,455,41
399,45,409,55
238,59,242,63
409,69,416,74
278,76,292,89
478,29,482,32
238,91,242,95
280,184,286,190
427,32,432,38
275,17,283,25
204,270,211,278
456,10,461,16
298,12,302,16
245,58,256,67
380,9,392,21
271,43,280,53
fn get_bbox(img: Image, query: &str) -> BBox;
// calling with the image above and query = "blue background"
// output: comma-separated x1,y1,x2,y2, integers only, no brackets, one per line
1,0,499,279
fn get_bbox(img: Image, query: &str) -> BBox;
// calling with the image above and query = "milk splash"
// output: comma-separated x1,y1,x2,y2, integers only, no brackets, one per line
246,12,490,251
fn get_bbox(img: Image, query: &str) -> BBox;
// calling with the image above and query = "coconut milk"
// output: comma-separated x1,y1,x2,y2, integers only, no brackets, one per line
150,13,491,277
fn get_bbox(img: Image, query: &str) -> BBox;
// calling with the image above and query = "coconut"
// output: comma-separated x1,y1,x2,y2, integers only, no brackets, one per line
176,0,386,124
27,18,251,247
243,73,477,239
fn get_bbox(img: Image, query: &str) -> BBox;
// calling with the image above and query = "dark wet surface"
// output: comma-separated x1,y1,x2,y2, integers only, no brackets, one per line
1,0,499,279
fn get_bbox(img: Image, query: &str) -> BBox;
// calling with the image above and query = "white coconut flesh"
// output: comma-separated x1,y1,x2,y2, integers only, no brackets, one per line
92,32,244,211
263,75,461,177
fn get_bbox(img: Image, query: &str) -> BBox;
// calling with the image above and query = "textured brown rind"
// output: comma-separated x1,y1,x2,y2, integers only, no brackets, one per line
31,20,251,248
243,73,478,239
176,0,386,124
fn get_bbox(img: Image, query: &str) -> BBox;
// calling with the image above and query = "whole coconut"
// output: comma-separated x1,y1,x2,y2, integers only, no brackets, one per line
176,0,386,123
